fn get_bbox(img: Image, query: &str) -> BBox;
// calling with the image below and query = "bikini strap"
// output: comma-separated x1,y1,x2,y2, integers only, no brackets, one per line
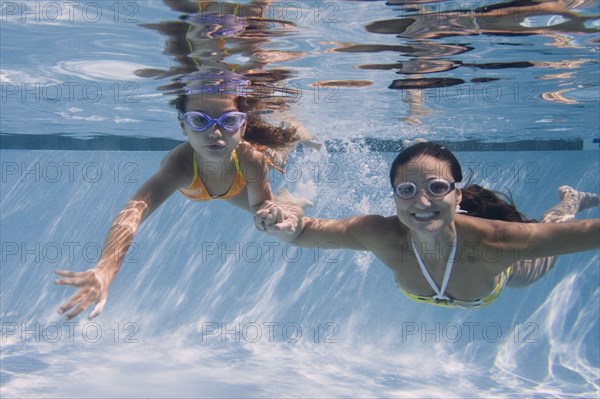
192,152,199,179
411,233,457,302
232,149,243,177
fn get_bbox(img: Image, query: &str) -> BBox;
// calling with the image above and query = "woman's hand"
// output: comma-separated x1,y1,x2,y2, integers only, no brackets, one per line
54,267,112,320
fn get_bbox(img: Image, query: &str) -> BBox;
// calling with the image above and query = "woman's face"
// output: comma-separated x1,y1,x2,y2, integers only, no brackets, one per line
181,94,246,161
392,154,462,235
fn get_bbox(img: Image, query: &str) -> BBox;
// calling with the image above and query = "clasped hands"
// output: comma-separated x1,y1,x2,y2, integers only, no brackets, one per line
254,199,305,235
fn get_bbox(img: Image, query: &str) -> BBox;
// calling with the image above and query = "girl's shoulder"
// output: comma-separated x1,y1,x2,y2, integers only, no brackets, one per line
235,141,273,165
160,142,194,174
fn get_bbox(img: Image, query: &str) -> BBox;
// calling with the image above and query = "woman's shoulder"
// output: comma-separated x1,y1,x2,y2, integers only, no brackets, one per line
455,214,516,245
360,214,399,227
455,214,493,233
350,214,406,243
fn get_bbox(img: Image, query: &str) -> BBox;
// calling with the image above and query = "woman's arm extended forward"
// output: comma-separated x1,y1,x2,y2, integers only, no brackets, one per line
256,200,392,251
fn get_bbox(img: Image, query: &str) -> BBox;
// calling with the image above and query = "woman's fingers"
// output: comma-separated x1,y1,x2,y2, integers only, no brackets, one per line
255,207,279,229
268,221,294,233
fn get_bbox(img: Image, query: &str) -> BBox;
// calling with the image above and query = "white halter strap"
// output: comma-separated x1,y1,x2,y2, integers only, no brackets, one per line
410,233,458,302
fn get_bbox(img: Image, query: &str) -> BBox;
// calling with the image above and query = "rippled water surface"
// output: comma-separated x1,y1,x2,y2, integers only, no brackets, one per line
1,0,599,145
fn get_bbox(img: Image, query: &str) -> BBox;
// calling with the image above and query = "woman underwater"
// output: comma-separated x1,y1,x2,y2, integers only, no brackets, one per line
259,141,600,308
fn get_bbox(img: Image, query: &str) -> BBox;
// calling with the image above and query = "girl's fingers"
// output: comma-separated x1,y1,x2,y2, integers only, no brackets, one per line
55,270,77,278
55,270,86,286
57,290,87,315
65,299,91,321
89,297,107,320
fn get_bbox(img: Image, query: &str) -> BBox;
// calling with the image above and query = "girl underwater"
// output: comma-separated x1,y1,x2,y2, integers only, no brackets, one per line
55,82,308,320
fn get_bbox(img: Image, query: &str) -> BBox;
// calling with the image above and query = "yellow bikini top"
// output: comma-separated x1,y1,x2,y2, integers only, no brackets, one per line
398,234,510,308
179,149,246,201
397,267,511,308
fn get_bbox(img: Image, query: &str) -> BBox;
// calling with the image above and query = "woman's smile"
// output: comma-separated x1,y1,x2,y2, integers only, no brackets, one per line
411,211,440,222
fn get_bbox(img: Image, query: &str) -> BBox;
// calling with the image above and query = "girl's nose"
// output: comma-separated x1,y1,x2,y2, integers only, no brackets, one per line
207,126,223,138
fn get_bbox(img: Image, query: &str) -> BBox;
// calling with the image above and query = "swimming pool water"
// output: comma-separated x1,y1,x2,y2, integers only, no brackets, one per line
1,148,598,397
1,1,599,398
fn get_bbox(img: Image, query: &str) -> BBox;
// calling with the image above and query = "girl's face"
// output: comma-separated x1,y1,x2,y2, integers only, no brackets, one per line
393,154,462,235
180,94,246,161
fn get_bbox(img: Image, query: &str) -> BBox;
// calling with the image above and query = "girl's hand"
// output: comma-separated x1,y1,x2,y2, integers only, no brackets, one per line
255,200,302,234
54,268,111,320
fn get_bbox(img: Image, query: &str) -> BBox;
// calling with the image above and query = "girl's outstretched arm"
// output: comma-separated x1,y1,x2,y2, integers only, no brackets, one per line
238,143,274,214
55,148,188,320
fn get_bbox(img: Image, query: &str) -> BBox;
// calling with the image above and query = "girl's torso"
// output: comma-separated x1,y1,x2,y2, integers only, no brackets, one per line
172,142,257,201
178,144,247,201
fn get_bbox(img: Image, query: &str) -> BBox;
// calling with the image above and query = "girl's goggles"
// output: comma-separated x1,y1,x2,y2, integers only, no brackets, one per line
182,111,246,133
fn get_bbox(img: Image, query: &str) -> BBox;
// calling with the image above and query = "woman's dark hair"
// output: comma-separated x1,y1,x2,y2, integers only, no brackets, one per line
390,142,536,223
389,142,462,187
460,184,537,223
170,93,300,150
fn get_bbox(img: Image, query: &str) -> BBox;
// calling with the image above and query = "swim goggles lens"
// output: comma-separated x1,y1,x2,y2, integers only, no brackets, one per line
394,182,418,198
394,179,455,199
219,113,245,130
428,179,454,196
183,111,246,132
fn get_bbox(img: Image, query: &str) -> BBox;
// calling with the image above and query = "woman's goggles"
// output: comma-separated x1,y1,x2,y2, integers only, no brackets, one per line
182,111,246,133
394,178,456,199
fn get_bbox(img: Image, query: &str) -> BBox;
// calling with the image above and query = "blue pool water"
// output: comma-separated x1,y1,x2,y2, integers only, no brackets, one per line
1,1,599,398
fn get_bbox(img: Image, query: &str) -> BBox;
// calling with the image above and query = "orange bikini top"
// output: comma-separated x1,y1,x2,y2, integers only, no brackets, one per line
179,149,246,201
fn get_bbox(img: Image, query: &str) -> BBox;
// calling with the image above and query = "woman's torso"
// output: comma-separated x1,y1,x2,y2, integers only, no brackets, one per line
368,216,509,302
